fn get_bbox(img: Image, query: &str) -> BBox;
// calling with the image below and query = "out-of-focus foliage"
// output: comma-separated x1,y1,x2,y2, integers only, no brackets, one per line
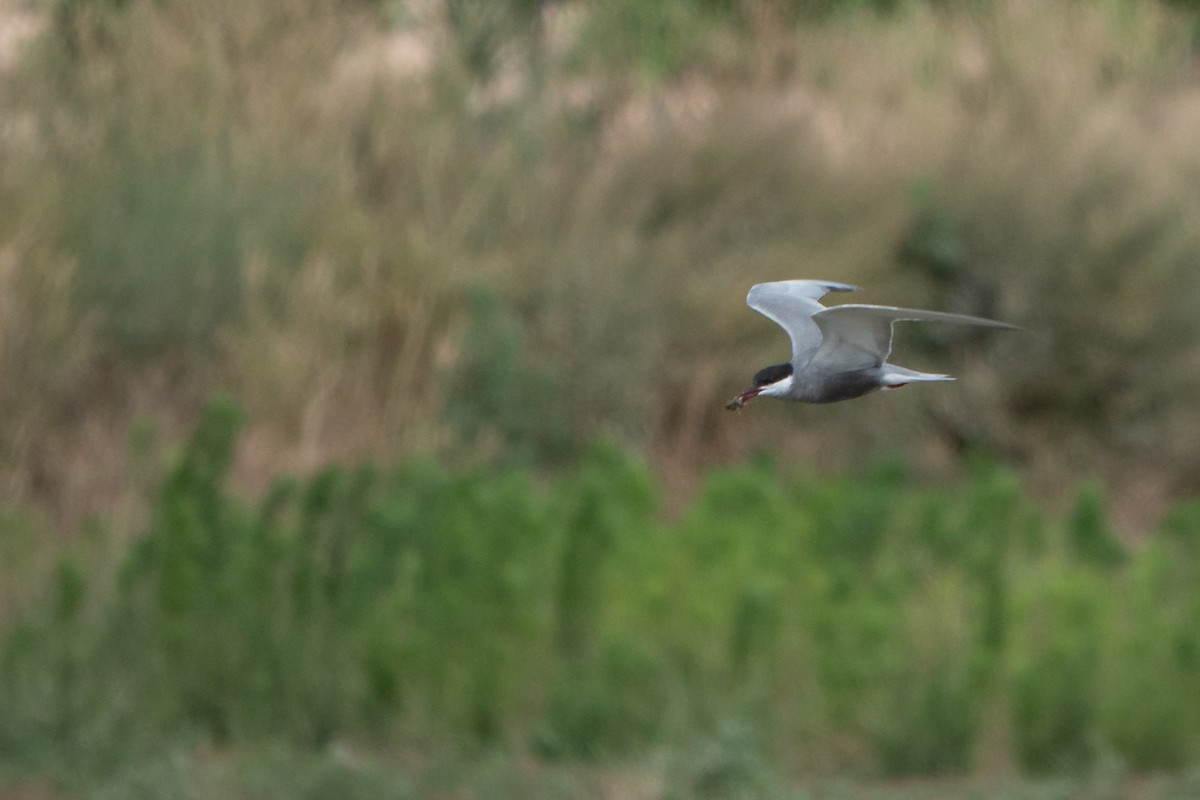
4,0,1200,792
2,0,1200,528
4,401,1200,787
442,288,575,468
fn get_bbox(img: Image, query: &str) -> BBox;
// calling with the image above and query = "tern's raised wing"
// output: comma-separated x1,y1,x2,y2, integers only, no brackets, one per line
746,280,859,368
809,304,1019,371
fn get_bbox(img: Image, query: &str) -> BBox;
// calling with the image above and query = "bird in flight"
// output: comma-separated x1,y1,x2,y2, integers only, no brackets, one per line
726,280,1017,409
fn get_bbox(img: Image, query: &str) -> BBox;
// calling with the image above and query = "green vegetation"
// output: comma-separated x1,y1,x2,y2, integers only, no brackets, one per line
3,0,1200,527
4,401,1200,796
5,0,1200,796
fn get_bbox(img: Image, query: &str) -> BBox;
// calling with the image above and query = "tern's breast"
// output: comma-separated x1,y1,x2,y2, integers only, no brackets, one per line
801,369,881,403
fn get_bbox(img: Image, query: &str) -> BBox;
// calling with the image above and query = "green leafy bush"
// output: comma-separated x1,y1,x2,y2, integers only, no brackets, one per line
4,401,1200,784
1010,566,1107,773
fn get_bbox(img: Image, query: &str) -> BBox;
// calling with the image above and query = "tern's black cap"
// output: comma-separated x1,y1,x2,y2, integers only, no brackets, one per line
752,363,793,387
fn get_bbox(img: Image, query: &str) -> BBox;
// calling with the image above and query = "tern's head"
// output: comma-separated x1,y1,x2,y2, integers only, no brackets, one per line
728,362,794,409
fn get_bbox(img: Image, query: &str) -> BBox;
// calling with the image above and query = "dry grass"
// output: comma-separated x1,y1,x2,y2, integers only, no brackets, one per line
1,0,1199,534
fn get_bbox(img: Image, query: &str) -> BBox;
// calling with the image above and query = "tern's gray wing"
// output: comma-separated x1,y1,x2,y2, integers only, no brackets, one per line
746,280,860,368
809,304,1019,371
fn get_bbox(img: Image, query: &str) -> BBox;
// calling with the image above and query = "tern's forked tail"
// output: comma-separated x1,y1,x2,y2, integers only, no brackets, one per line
879,364,954,389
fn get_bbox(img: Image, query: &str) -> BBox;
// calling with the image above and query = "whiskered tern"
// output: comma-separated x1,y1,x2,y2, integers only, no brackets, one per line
726,280,1017,409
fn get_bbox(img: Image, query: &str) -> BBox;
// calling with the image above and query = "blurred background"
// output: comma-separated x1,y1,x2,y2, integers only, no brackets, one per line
3,0,1200,797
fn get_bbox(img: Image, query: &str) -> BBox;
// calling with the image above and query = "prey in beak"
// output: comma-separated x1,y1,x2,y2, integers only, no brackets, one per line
725,362,794,411
725,387,761,411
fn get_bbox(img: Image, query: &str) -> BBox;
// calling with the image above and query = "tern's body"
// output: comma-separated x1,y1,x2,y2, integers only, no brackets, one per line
727,280,1016,409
